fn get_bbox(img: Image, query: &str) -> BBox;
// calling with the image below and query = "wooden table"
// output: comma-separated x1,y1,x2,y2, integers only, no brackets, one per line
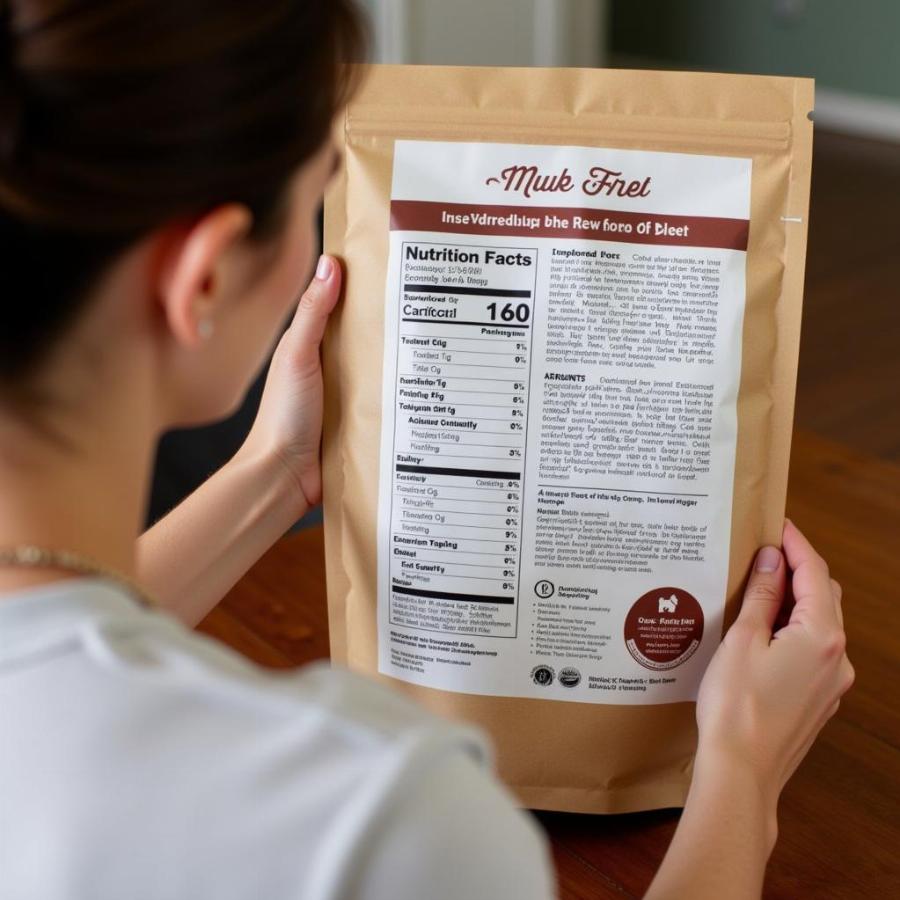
199,428,899,898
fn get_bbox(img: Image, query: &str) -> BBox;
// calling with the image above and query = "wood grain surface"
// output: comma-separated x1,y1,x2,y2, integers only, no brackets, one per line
198,130,900,897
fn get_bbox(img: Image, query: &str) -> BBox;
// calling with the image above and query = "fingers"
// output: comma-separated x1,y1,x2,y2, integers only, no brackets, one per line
841,658,856,694
281,254,342,372
736,544,787,634
831,578,844,627
782,519,840,630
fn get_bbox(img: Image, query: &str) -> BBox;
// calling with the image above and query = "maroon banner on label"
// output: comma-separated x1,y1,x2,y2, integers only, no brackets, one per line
391,200,749,251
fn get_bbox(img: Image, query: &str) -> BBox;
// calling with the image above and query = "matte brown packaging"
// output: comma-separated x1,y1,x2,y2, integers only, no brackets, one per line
322,64,813,814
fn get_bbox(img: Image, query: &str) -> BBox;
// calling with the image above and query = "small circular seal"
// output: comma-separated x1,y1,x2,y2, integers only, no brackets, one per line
531,664,555,686
624,586,704,671
534,579,555,599
558,667,581,688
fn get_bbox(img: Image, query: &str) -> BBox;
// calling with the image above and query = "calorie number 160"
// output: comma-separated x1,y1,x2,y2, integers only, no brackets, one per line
487,301,531,323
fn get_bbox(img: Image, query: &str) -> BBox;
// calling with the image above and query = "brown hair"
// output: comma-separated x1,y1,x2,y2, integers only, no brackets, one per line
0,0,366,381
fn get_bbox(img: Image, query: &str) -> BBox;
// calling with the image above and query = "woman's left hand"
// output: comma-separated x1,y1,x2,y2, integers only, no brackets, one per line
239,254,342,518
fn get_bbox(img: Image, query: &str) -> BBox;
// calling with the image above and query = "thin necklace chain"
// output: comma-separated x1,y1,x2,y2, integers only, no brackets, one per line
0,545,156,609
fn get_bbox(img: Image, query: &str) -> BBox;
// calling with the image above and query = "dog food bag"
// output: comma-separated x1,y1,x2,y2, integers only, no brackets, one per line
322,64,813,813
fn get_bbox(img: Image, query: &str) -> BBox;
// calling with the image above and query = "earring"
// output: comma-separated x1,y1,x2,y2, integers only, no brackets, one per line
198,319,215,340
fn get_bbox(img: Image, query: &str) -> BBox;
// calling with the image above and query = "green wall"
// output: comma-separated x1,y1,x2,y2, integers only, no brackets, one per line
611,0,900,101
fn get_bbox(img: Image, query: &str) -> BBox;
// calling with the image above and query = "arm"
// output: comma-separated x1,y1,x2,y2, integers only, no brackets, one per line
643,751,776,900
645,520,854,900
136,446,306,626
137,255,341,625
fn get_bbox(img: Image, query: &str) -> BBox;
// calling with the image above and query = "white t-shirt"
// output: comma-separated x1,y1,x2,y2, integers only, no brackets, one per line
0,578,555,899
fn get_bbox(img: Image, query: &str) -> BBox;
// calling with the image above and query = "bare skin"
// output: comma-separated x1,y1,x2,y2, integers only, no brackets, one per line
0,133,853,898
645,521,853,899
0,140,338,606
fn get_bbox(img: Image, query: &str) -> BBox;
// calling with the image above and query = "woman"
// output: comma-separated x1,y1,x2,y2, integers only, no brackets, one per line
0,2,854,898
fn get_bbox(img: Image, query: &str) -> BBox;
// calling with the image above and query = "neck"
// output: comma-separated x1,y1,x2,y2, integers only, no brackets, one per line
0,374,159,595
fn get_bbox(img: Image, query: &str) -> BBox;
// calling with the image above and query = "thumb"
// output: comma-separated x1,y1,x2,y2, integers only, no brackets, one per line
736,545,787,633
281,254,342,370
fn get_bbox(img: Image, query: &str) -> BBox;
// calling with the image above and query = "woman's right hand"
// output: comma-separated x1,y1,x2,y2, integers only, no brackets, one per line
695,519,855,807
645,520,853,900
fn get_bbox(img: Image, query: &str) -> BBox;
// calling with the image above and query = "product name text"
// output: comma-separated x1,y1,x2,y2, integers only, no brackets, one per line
485,164,651,199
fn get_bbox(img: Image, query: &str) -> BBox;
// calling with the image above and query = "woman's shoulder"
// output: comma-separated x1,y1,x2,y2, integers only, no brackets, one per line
1,575,489,775
133,614,483,750
104,596,555,898
2,578,554,899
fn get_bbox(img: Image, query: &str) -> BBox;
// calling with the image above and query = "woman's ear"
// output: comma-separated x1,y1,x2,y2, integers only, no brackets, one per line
154,204,253,348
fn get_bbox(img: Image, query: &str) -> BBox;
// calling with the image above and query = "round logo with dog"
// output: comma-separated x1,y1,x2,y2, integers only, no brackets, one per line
624,587,704,671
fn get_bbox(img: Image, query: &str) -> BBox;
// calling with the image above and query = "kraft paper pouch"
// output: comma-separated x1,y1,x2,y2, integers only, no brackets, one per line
323,64,813,814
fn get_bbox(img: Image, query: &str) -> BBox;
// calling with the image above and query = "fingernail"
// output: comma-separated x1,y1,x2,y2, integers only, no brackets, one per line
315,255,332,281
756,546,781,572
